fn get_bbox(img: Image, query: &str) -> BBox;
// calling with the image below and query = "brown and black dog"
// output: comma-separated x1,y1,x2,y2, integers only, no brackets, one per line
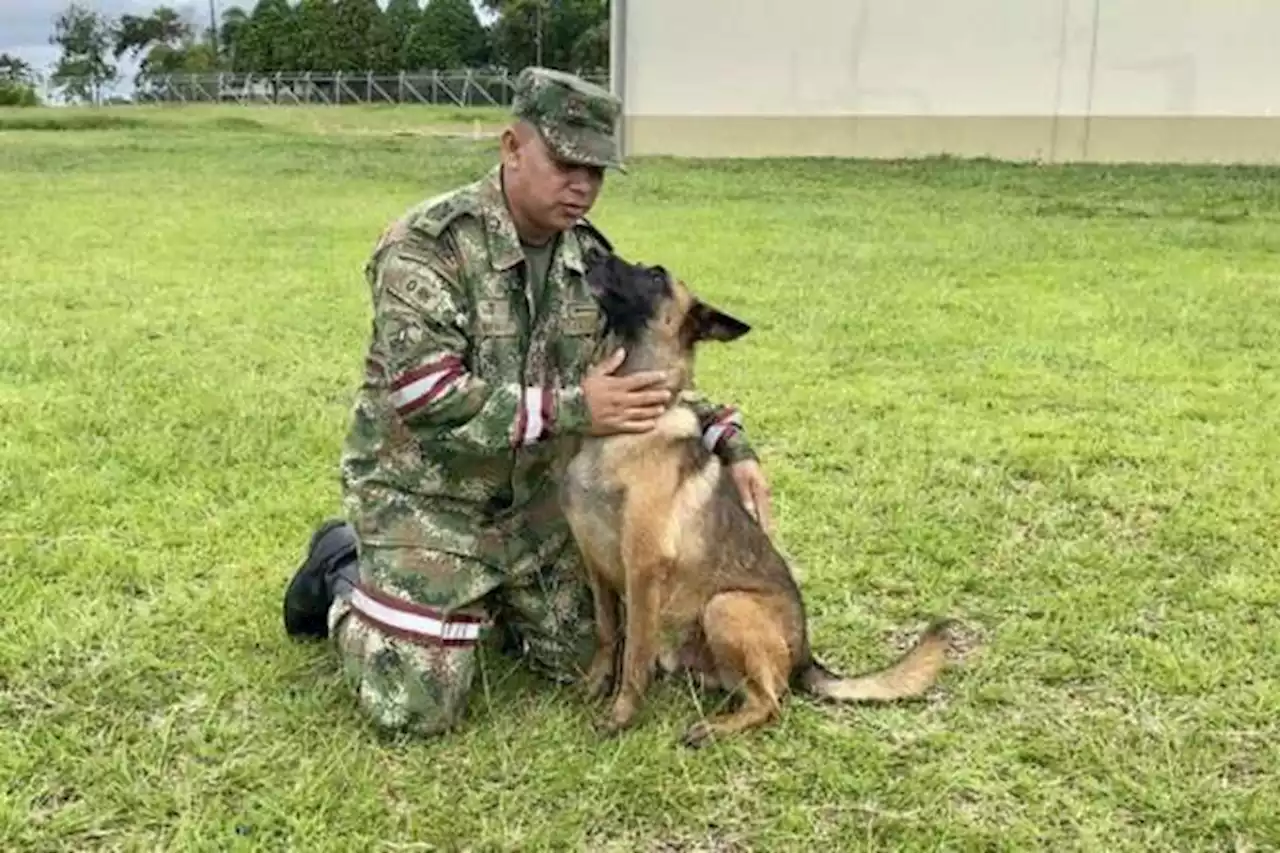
560,250,956,747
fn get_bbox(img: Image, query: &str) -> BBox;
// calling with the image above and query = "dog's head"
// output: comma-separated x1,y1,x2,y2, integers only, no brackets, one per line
583,250,751,373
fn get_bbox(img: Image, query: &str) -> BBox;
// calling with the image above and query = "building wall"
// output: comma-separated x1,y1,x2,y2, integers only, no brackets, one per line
612,0,1280,163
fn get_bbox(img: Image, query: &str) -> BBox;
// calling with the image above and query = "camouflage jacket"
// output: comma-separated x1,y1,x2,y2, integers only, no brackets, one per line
340,166,757,575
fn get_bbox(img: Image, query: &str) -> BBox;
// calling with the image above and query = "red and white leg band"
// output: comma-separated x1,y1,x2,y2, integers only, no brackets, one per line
349,583,487,647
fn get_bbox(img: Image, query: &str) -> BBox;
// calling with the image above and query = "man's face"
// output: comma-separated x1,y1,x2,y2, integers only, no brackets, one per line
503,124,605,235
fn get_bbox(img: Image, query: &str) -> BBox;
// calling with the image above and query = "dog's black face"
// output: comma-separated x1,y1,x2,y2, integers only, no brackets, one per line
584,250,673,342
584,249,750,348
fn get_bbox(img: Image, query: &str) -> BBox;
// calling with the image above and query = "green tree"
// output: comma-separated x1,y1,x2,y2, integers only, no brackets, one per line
485,0,605,71
570,17,608,70
238,0,297,72
406,0,490,70
174,42,220,72
0,53,41,106
366,7,402,73
113,6,188,61
294,0,341,70
0,53,36,85
331,0,382,71
48,2,118,103
113,6,212,84
219,5,251,69
382,0,422,69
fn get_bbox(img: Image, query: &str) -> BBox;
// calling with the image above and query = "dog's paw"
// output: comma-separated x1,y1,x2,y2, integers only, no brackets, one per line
681,721,715,749
595,713,634,739
585,670,615,702
597,696,639,736
583,648,618,701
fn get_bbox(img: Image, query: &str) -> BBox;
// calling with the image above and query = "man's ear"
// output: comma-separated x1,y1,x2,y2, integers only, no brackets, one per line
499,126,520,168
691,300,751,342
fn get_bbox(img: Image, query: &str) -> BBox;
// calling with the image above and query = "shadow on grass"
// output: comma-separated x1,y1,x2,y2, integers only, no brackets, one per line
0,113,147,132
0,111,274,134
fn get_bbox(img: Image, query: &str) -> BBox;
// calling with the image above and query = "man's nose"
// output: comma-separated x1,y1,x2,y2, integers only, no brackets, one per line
566,165,601,188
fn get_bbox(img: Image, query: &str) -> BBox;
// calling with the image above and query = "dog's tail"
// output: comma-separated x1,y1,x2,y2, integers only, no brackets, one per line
797,619,954,703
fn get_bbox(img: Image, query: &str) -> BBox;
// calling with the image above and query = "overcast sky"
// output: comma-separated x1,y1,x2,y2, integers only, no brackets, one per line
0,1,495,80
0,0,169,75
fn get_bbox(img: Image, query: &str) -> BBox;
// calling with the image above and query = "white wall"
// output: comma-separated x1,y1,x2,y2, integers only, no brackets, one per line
620,0,1280,118
614,0,1280,161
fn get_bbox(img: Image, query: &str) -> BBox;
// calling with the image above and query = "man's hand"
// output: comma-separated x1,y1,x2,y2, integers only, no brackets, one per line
729,459,773,533
581,348,672,436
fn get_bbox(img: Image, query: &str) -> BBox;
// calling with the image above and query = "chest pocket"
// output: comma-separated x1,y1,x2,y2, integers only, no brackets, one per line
476,297,519,338
554,297,605,385
471,287,524,386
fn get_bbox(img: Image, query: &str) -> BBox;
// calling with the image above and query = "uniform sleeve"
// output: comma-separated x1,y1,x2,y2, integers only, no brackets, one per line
371,245,589,454
682,387,759,465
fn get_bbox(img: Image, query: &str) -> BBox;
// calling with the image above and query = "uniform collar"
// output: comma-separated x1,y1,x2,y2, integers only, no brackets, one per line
478,165,586,275
559,226,587,275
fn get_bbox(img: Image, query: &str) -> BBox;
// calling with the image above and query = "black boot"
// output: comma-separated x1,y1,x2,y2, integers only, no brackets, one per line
282,518,359,640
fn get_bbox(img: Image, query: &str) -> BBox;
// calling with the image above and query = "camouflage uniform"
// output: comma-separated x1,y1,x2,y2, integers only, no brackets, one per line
326,67,758,736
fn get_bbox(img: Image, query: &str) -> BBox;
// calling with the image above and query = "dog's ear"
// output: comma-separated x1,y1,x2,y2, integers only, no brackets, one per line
690,300,751,343
584,247,617,295
583,244,612,271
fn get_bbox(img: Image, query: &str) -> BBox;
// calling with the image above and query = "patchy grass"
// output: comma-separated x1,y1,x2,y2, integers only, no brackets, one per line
0,112,149,132
2,108,1279,852
0,102,509,137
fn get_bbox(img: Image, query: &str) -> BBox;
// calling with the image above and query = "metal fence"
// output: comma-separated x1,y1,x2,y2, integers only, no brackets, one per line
25,69,610,107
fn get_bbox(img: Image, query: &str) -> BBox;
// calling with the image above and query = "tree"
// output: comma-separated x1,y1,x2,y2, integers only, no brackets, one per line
42,0,606,80
293,0,341,71
113,6,188,62
219,5,251,69
0,53,41,106
382,0,421,70
570,17,608,70
406,0,490,70
49,2,118,104
238,0,296,72
331,0,382,71
112,6,212,85
485,0,605,72
366,5,403,73
0,53,35,84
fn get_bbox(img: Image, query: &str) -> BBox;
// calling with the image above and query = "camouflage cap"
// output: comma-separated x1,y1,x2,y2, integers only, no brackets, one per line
511,66,625,172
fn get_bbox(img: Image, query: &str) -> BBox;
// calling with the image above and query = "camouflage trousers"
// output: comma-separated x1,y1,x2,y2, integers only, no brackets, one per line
325,536,596,737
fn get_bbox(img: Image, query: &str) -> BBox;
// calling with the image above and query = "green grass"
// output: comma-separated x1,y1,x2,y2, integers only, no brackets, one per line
0,102,509,134
2,104,1279,851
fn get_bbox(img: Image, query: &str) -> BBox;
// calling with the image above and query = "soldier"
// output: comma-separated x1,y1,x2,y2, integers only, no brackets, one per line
281,66,773,737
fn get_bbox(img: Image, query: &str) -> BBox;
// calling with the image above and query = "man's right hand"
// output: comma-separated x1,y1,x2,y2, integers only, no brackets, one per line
581,348,672,436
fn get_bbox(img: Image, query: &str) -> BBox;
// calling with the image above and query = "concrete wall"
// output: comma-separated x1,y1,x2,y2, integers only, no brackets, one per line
611,0,1280,163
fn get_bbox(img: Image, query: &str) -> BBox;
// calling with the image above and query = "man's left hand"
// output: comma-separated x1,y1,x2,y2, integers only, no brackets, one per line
729,459,773,534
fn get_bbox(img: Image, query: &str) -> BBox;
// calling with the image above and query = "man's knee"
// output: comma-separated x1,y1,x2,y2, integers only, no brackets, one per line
332,603,480,736
327,539,496,737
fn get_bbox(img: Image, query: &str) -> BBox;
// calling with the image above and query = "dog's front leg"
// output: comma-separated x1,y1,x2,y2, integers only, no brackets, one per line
604,565,663,733
602,506,669,734
583,561,621,700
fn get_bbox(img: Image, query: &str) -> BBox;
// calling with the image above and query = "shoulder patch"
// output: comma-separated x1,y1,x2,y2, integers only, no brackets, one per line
574,216,613,253
373,216,413,251
412,190,480,239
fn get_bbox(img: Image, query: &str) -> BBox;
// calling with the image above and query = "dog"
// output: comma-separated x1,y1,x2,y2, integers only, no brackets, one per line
560,250,956,747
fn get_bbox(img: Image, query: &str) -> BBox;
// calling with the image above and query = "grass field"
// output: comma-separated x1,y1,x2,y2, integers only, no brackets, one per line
2,104,1279,851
